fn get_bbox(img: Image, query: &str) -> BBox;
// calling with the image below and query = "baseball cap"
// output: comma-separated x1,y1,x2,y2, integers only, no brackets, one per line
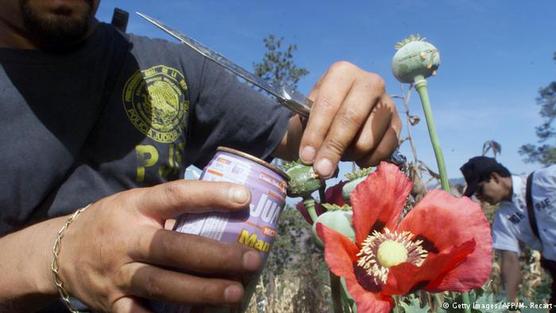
460,156,510,197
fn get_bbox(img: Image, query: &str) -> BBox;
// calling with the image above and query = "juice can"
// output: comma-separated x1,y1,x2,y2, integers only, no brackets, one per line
156,147,288,313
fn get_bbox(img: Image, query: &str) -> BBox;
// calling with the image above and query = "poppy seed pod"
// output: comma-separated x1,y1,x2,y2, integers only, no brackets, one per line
342,167,374,201
285,162,323,198
313,210,355,248
392,35,440,84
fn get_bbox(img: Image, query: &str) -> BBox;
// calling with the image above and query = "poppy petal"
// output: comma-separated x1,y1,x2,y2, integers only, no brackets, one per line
382,240,476,295
318,224,394,312
325,181,347,206
351,162,412,244
398,190,492,290
344,275,394,313
316,223,359,277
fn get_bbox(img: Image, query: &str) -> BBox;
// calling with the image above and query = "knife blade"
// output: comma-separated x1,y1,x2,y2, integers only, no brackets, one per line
136,12,312,117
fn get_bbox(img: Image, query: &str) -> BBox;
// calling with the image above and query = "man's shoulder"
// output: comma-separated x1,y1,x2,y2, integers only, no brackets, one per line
123,31,203,70
126,31,183,55
532,165,556,185
497,201,523,215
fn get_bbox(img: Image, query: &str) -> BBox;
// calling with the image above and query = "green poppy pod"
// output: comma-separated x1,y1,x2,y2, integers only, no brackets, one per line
392,35,440,84
312,210,355,248
285,163,323,198
342,167,374,201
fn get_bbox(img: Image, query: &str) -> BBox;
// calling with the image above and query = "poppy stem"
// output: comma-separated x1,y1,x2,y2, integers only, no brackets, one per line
461,292,472,313
341,293,352,313
330,272,344,313
392,296,402,313
414,77,473,313
303,197,318,224
414,77,450,192
433,293,443,312
340,275,355,313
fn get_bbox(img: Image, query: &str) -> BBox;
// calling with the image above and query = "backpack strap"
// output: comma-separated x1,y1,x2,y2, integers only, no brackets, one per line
111,8,129,33
526,173,541,244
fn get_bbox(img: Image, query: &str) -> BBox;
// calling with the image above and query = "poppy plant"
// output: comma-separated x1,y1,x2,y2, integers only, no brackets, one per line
316,162,492,313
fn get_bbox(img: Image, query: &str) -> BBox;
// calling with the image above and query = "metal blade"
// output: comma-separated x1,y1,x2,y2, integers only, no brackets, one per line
136,12,312,117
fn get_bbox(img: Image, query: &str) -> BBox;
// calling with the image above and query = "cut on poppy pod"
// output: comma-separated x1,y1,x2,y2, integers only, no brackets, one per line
285,162,323,198
316,162,492,313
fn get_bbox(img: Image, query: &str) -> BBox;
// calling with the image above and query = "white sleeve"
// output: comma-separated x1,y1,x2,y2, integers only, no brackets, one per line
492,211,521,254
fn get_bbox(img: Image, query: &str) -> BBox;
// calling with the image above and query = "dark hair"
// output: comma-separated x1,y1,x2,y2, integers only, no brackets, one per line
478,165,511,182
460,156,512,196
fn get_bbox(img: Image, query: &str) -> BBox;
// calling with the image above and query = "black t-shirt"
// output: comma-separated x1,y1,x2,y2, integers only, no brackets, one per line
0,22,291,236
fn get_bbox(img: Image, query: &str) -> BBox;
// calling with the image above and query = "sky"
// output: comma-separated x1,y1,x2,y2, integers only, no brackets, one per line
96,0,554,180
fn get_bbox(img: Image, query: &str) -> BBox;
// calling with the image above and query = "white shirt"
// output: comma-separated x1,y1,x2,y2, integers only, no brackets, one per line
492,165,556,260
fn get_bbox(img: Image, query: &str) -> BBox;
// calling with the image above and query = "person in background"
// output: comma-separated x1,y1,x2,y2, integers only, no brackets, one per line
461,156,556,310
0,0,401,312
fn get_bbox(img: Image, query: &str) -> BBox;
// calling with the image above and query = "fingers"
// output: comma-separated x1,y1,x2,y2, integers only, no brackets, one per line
357,116,402,167
346,95,396,159
299,61,357,167
121,263,245,306
130,228,262,274
312,77,385,176
300,61,388,178
133,180,251,221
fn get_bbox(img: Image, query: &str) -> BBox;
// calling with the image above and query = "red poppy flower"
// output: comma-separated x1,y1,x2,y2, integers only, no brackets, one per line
296,181,346,224
316,162,492,313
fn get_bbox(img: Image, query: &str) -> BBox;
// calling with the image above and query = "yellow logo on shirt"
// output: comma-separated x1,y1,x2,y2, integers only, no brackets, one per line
123,65,189,143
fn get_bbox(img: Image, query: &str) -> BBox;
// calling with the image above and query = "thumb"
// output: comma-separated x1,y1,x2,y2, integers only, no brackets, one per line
131,180,251,221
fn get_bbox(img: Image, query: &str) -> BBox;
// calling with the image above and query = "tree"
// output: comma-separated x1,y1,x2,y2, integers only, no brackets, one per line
519,52,556,165
253,34,309,91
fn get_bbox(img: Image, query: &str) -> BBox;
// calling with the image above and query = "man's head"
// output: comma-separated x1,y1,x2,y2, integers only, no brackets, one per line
1,0,99,49
460,156,513,205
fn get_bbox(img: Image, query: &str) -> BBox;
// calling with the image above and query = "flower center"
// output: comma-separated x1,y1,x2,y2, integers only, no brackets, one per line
376,240,408,267
356,228,428,286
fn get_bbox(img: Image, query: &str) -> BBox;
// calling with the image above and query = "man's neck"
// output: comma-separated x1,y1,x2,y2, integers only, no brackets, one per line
503,176,514,202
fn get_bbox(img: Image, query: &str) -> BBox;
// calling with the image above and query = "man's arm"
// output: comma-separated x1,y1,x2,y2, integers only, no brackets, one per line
0,180,262,313
500,250,521,302
0,217,65,312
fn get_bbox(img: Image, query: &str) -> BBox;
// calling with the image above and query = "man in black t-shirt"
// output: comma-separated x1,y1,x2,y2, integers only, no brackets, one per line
0,0,401,312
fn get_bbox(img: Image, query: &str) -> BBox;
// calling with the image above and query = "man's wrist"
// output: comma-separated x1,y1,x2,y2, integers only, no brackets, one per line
32,217,69,296
0,217,68,312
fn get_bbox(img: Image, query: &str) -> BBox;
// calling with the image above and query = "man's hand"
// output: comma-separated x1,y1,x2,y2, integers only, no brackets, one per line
56,180,261,313
275,61,401,178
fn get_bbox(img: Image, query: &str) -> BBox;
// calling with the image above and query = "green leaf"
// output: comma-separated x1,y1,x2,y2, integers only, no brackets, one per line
399,296,430,313
471,293,506,313
518,300,551,313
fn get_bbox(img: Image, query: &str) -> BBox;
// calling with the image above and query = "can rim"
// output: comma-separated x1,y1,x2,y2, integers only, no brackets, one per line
216,146,290,181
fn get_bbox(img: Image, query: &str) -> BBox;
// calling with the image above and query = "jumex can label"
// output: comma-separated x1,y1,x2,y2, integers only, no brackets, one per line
157,147,288,313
